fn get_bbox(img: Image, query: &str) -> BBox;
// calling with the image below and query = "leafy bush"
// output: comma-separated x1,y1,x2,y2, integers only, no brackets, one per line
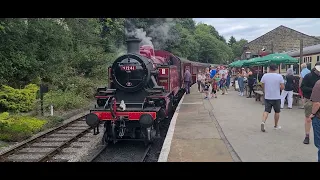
42,115,64,129
65,77,97,98
0,84,39,112
44,90,89,111
0,112,47,141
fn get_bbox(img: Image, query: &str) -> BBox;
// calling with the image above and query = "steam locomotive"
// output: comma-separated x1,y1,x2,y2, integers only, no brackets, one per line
85,38,210,145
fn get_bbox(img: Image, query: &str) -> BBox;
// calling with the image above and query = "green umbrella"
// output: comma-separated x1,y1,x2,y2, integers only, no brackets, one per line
242,57,263,67
257,53,299,65
231,60,247,68
228,60,238,67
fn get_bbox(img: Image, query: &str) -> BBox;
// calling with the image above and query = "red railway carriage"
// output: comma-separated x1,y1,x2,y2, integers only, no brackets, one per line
85,38,209,145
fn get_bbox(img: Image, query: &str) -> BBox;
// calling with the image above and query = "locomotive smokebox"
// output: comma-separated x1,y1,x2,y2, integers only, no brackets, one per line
126,38,141,54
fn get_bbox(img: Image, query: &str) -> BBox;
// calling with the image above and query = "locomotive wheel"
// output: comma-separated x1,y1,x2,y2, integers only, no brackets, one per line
143,127,155,146
102,123,111,145
111,122,117,144
102,130,110,145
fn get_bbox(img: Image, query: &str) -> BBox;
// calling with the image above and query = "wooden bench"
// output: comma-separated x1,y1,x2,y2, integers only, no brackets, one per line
254,90,265,105
254,91,300,106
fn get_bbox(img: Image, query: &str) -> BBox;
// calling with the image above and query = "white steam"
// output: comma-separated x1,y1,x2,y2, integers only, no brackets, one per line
125,18,177,50
125,28,153,47
148,18,176,49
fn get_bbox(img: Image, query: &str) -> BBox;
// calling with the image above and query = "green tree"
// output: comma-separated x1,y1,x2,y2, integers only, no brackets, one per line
230,38,248,60
228,36,237,47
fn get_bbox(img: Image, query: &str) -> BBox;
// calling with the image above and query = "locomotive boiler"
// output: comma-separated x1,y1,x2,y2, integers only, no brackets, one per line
85,38,210,145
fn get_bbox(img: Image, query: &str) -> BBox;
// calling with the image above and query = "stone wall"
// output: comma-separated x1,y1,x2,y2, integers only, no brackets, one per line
241,25,320,59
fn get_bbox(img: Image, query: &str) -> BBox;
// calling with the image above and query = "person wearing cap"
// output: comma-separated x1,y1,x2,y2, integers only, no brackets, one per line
260,64,284,132
309,79,320,162
299,63,311,109
300,62,320,144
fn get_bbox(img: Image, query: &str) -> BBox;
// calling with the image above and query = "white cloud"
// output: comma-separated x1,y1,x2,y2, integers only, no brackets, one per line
193,18,320,42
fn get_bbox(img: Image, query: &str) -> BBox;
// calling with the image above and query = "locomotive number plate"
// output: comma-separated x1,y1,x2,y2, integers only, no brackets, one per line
121,66,136,71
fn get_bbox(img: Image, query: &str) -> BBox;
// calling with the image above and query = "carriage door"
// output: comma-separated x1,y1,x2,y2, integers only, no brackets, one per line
192,66,197,84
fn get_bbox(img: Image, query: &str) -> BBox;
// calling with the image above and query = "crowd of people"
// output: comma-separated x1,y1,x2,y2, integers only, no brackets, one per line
195,66,231,99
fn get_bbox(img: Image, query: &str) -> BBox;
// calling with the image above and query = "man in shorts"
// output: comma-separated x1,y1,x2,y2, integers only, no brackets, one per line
260,64,285,132
301,62,320,144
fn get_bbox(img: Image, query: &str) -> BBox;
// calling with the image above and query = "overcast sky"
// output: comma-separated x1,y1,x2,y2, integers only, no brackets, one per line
193,18,320,42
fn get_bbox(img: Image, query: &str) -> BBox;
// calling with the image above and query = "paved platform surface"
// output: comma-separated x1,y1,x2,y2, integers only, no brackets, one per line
159,85,318,162
209,88,317,162
159,85,239,162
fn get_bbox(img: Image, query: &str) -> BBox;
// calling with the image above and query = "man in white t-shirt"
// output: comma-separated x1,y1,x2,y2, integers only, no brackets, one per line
260,64,285,132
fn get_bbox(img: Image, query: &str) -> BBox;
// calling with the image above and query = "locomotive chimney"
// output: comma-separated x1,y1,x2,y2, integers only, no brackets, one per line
126,38,142,54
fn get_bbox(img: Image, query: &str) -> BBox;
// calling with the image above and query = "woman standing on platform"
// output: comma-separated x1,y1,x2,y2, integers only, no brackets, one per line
247,70,255,98
238,68,246,96
197,70,204,92
280,68,295,109
226,69,231,89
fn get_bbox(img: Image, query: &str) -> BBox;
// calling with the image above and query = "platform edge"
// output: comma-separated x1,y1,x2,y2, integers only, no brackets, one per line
158,92,186,162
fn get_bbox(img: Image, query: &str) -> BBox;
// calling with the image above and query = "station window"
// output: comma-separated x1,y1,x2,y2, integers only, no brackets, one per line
317,55,320,62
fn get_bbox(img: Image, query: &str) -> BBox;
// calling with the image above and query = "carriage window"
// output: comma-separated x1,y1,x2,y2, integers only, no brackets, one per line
169,56,174,65
193,66,197,74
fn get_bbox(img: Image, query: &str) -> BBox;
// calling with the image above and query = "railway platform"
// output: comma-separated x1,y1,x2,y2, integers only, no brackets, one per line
158,85,239,162
159,84,318,162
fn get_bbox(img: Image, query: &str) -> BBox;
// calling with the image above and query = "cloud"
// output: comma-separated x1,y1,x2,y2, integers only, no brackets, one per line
193,18,320,42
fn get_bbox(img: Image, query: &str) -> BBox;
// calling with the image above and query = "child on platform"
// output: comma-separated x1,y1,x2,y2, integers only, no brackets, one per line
204,78,210,99
220,74,228,95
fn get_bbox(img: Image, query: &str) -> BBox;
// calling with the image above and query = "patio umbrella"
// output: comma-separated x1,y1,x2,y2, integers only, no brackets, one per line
256,53,299,65
242,57,263,67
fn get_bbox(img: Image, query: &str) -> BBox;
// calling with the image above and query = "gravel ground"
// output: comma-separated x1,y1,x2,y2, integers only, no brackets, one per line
93,141,147,162
93,116,171,162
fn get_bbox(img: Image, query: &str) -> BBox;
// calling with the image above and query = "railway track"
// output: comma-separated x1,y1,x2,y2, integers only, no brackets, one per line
0,114,93,162
91,141,152,162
